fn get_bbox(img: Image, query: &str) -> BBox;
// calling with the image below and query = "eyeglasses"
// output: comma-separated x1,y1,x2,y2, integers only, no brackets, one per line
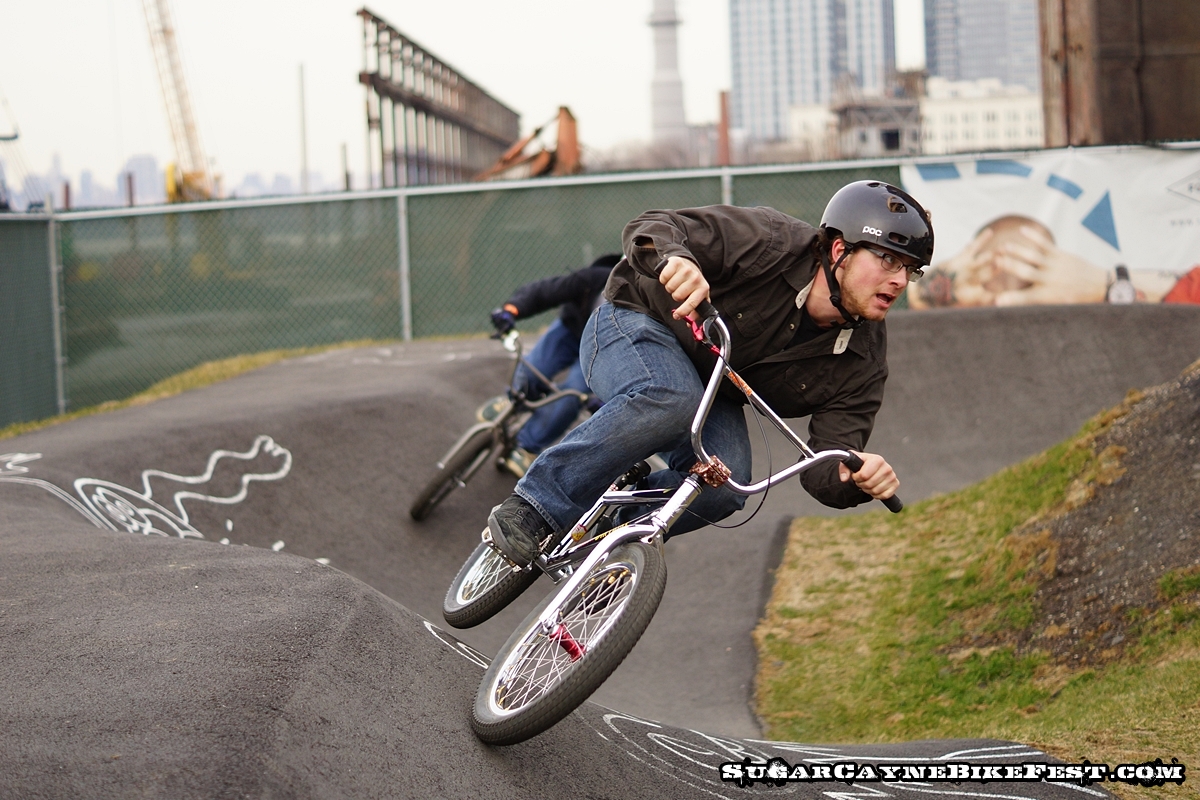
858,245,924,279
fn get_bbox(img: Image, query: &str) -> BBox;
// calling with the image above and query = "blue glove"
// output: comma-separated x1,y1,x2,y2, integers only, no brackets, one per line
490,306,517,334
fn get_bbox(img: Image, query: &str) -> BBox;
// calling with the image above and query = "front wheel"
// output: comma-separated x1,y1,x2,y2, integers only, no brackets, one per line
443,539,539,629
470,542,667,745
409,428,495,521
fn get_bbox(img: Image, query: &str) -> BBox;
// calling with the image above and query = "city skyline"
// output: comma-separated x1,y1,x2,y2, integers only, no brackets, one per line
0,0,927,207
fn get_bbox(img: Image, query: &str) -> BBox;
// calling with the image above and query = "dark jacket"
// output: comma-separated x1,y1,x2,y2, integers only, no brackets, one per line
507,255,621,339
610,204,887,508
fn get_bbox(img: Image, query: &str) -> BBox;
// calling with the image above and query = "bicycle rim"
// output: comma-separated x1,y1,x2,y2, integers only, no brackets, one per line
455,546,511,606
471,542,665,744
488,550,642,717
444,540,539,628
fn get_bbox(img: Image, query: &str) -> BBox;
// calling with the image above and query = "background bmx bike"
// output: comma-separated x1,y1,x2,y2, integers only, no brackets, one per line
408,328,592,521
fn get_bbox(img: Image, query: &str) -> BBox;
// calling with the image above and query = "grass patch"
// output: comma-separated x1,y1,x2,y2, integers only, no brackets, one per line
0,339,395,442
1160,567,1200,602
756,419,1200,799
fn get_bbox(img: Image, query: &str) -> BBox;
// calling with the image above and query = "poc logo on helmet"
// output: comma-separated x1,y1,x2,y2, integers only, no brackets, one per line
862,225,883,237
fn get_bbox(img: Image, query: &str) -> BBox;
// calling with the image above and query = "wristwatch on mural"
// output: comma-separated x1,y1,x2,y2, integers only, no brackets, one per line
1106,265,1137,304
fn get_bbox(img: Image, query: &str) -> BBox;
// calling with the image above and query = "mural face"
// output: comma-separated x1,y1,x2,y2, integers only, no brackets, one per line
902,148,1200,309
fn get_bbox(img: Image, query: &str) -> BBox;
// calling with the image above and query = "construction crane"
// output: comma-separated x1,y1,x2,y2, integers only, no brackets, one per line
142,0,212,202
0,90,35,211
473,107,582,182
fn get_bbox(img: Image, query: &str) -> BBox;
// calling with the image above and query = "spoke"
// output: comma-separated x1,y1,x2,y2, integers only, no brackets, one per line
459,549,507,603
489,559,640,715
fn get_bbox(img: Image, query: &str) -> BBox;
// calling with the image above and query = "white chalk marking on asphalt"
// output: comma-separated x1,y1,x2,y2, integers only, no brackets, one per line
2,438,294,541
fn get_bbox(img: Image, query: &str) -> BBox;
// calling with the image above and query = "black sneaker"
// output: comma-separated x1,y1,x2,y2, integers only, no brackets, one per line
475,395,511,423
500,446,536,479
488,495,555,567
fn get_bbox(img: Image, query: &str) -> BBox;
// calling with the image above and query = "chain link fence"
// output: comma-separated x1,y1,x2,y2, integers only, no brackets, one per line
0,161,903,427
57,196,400,409
407,175,723,336
0,217,61,426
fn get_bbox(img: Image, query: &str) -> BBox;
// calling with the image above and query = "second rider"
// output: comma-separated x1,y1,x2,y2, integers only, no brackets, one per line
487,180,936,567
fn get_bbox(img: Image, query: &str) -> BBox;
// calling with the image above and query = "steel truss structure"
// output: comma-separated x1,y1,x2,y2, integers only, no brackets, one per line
358,7,521,187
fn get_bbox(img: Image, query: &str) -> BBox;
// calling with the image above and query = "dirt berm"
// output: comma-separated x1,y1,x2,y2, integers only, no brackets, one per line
973,354,1200,666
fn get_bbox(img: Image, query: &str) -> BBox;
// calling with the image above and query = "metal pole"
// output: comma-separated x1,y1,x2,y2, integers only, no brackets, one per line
396,192,412,341
363,13,373,189
299,64,309,194
45,194,66,415
721,167,734,206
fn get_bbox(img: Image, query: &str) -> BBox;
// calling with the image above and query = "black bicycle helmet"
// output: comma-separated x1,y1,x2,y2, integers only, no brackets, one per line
820,180,935,266
815,181,934,329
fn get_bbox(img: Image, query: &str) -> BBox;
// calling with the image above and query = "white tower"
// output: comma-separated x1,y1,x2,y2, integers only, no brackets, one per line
649,0,688,143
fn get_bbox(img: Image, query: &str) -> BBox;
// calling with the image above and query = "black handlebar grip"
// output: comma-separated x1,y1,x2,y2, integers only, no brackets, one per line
841,452,864,471
841,453,904,513
616,460,653,489
695,299,719,321
653,258,720,329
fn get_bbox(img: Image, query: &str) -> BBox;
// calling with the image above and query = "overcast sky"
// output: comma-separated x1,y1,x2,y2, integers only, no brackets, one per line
0,0,925,192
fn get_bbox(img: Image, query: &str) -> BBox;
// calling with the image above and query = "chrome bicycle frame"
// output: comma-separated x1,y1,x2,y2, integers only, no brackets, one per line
489,313,859,628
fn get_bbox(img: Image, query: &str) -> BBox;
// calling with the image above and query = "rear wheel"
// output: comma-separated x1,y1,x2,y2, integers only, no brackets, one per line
470,542,666,745
409,429,495,521
443,539,539,629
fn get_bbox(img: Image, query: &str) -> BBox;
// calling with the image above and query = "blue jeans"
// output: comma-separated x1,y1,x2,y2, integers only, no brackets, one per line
514,304,750,538
513,318,589,453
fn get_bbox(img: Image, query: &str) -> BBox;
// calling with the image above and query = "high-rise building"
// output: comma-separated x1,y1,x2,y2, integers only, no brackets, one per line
119,155,165,205
730,0,896,142
924,0,1040,92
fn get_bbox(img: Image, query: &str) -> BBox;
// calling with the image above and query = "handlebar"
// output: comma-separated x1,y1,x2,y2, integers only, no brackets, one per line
694,298,719,321
494,328,520,352
840,453,904,513
684,300,904,515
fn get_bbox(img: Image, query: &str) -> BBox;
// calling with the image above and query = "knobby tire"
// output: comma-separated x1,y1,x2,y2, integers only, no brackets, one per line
470,541,667,745
443,540,539,629
409,428,494,521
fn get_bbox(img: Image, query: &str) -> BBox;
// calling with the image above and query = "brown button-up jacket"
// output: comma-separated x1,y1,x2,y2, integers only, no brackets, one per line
608,204,888,508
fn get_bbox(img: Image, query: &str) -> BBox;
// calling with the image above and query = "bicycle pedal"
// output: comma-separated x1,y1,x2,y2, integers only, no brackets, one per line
481,527,526,572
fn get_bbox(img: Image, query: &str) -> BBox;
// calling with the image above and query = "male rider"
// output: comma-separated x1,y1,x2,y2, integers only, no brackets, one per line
481,253,622,477
486,181,935,566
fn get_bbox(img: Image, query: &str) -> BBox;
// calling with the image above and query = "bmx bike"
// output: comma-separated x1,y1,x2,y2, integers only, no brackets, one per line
443,302,903,745
408,328,592,521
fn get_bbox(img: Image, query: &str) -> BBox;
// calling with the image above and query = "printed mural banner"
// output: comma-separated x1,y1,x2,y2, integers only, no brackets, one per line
899,146,1200,309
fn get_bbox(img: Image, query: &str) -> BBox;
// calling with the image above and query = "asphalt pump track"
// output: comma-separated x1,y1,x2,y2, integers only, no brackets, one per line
4,304,1199,799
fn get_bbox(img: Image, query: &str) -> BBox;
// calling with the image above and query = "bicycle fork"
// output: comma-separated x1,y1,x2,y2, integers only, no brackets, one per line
530,474,705,642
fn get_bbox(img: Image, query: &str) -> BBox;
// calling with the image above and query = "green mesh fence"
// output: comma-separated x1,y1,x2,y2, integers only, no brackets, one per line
0,160,918,424
407,175,721,336
59,196,400,409
0,218,60,427
731,164,903,224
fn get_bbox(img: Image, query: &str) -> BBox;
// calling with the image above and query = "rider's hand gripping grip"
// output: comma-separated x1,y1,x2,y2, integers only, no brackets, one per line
841,453,904,513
